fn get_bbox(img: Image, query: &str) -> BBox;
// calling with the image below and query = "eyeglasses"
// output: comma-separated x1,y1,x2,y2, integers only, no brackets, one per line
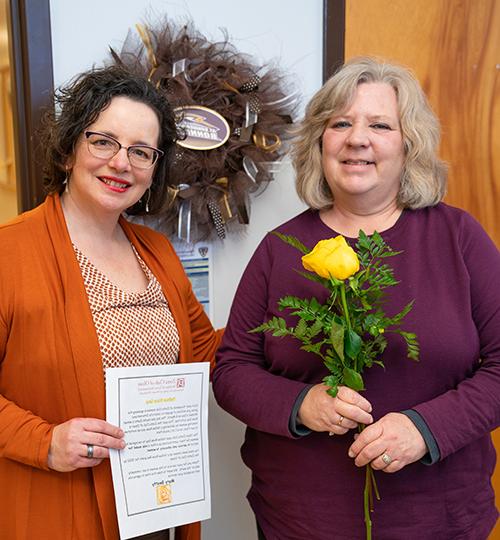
84,131,164,169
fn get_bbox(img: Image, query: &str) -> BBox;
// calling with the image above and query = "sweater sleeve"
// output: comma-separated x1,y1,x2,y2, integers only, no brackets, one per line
0,397,54,470
412,214,500,460
212,235,311,438
0,299,54,470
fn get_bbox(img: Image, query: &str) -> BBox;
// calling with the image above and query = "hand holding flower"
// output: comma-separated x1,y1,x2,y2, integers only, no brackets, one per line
348,412,427,473
298,384,374,434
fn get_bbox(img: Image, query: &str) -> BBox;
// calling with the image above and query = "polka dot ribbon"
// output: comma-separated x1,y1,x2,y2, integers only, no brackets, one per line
207,200,226,239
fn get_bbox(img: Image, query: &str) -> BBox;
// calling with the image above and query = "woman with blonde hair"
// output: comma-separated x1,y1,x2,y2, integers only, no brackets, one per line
213,57,499,539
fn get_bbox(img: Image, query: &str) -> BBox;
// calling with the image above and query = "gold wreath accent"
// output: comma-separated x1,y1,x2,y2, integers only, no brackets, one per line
135,24,158,81
252,131,281,153
215,177,232,221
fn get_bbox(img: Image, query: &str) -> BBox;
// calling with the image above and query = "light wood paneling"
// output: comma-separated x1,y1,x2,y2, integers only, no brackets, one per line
0,0,17,221
345,0,499,247
345,1,500,536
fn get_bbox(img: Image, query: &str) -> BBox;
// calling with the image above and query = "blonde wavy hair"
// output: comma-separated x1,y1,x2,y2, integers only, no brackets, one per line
292,57,447,209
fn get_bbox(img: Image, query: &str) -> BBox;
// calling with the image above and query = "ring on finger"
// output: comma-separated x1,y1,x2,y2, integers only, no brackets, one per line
86,444,94,459
337,415,344,426
381,452,392,466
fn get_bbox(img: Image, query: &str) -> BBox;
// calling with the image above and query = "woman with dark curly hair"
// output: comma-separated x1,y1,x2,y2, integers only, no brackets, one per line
213,57,500,539
0,65,220,540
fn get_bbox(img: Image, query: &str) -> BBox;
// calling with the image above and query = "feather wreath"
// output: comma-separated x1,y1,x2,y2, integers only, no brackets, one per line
109,21,298,242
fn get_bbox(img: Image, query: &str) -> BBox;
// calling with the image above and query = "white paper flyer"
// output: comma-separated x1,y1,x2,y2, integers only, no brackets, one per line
106,362,211,539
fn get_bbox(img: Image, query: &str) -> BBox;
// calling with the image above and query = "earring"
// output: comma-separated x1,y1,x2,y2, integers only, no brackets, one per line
145,188,151,213
63,168,71,192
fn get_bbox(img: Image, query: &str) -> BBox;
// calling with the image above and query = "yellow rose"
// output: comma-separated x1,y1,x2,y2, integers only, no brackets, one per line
302,236,360,280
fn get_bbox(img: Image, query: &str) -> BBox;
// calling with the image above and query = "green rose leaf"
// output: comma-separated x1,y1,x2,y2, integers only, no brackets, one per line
330,320,345,361
342,367,365,391
323,375,339,397
345,328,362,359
326,385,339,398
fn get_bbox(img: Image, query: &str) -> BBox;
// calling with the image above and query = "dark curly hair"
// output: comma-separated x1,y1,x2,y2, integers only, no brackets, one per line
41,65,179,215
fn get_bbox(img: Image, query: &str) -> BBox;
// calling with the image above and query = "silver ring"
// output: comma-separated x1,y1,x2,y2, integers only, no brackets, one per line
337,415,344,426
381,452,392,465
86,444,94,459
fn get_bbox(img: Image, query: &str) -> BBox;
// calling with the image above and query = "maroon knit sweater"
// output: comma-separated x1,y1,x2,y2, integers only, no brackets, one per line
213,204,500,540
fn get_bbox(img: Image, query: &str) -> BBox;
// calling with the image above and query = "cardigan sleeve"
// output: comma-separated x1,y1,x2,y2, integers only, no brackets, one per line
212,235,311,438
0,396,54,470
413,214,500,460
0,274,54,470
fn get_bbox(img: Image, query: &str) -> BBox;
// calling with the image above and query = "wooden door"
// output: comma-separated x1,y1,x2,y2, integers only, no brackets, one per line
345,0,499,247
344,0,499,536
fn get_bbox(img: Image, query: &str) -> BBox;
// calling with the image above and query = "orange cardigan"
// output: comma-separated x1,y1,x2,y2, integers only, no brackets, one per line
0,194,221,540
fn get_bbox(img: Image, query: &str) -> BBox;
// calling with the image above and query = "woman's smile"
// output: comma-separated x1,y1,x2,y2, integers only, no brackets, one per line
97,175,132,192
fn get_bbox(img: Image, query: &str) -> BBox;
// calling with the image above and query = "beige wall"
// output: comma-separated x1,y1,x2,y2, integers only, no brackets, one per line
0,186,16,220
0,0,17,222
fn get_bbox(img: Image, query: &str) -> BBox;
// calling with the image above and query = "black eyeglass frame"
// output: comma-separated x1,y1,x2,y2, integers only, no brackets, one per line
84,131,164,169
